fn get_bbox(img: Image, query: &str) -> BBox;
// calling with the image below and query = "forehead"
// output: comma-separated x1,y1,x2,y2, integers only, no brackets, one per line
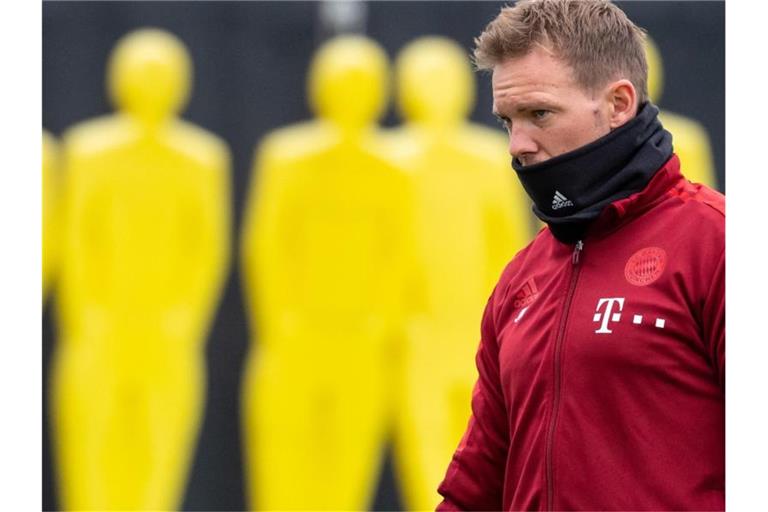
491,46,581,110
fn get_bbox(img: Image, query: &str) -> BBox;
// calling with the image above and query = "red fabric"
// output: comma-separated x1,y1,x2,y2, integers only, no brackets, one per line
437,155,725,511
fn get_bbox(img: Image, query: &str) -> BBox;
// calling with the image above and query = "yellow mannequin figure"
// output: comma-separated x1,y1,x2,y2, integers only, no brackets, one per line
646,36,718,189
52,29,231,510
240,36,413,510
43,130,59,302
392,37,532,510
387,36,532,511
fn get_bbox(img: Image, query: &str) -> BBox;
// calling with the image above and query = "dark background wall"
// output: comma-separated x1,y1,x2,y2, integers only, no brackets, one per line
42,1,724,510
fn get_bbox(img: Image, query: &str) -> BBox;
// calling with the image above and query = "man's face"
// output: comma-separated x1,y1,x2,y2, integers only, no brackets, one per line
492,45,612,166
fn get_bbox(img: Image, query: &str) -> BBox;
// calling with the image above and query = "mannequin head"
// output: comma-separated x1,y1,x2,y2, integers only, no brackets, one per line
107,28,192,125
396,36,474,126
307,35,389,129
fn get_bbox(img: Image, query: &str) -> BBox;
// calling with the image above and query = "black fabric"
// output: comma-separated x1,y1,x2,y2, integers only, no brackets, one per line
512,102,673,244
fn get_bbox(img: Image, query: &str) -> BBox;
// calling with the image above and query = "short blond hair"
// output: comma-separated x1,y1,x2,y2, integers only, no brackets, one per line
474,0,648,103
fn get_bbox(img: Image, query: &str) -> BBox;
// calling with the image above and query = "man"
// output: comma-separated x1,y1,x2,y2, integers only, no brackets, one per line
436,1,724,510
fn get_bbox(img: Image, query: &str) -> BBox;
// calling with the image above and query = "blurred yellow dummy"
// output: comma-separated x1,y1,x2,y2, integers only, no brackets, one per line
52,29,231,510
43,130,59,302
387,37,532,511
646,36,718,189
240,36,413,510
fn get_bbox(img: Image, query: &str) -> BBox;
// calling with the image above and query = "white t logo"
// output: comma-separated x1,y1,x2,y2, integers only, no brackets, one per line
594,297,625,334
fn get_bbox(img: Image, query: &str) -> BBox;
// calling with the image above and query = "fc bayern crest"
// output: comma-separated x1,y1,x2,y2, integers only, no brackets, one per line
625,247,667,286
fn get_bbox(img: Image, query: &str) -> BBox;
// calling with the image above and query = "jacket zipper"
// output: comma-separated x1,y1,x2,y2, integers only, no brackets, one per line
546,239,583,510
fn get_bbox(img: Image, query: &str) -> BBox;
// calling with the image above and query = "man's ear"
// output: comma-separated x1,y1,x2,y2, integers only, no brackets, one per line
606,79,638,128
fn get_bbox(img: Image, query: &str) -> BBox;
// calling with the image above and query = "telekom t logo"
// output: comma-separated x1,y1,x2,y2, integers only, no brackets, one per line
593,297,625,334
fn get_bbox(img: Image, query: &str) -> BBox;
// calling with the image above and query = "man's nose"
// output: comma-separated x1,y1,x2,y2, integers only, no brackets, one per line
508,124,537,161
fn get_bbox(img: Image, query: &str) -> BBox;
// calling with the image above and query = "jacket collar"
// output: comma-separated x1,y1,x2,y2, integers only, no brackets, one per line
584,154,683,239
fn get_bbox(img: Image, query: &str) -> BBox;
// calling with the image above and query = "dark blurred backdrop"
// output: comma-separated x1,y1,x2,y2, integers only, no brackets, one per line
42,1,724,510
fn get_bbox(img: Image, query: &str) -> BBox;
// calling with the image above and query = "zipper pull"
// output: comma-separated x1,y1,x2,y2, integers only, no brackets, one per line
572,240,584,265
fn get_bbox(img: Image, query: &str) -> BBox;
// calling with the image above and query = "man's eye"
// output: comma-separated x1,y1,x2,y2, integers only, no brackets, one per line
532,110,550,120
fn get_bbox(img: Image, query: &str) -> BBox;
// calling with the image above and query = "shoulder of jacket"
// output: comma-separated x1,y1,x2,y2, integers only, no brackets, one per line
493,227,551,296
661,181,725,266
668,179,725,220
692,183,725,217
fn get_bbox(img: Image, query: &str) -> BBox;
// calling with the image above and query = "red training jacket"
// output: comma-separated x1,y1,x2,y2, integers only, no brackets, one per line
437,155,725,511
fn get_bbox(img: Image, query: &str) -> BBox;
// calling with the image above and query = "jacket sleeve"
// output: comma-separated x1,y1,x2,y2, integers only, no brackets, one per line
701,248,725,389
436,286,510,510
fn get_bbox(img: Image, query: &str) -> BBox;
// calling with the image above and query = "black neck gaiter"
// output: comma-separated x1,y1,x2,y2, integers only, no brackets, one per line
512,102,673,244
